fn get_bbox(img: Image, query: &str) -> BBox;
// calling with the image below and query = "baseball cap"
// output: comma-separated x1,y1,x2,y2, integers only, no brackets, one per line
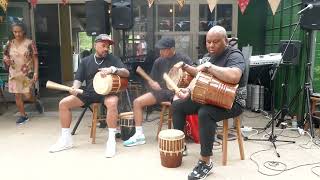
95,34,114,45
156,37,175,49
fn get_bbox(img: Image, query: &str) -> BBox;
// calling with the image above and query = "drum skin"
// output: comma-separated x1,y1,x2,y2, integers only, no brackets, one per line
167,68,193,90
191,72,238,109
158,129,185,168
93,72,128,95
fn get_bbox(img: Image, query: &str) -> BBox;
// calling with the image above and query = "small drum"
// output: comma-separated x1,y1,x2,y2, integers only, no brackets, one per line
167,67,193,90
119,112,135,141
158,129,185,168
93,72,128,95
190,72,238,109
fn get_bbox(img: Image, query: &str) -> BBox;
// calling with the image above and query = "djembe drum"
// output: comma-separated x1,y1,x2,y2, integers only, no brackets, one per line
119,112,135,141
167,67,193,90
190,72,238,109
93,72,128,95
158,129,185,168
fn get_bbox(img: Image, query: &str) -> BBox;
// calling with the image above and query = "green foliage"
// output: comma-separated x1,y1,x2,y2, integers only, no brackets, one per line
79,32,92,53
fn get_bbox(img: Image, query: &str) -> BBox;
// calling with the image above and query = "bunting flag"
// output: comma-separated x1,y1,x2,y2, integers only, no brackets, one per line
61,0,68,5
268,0,281,15
207,0,218,12
147,0,154,8
237,0,250,14
177,0,185,8
28,0,38,8
0,0,8,14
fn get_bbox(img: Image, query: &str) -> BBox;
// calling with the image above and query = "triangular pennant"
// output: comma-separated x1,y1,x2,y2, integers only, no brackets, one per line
268,0,281,15
177,0,185,8
0,0,8,13
237,0,250,14
147,0,154,8
207,0,218,12
28,0,38,8
61,0,68,5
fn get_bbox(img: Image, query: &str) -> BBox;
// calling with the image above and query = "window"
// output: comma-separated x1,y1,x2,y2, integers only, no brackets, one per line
199,4,232,32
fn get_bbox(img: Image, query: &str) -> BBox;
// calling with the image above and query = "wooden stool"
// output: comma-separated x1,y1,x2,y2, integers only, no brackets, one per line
157,101,173,138
222,116,245,166
90,103,103,144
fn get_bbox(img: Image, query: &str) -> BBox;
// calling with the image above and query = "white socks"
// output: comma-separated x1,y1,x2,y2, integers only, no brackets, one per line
133,126,143,137
105,128,117,158
61,128,71,139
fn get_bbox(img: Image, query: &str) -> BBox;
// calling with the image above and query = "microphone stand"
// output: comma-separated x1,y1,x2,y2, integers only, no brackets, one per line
244,15,303,158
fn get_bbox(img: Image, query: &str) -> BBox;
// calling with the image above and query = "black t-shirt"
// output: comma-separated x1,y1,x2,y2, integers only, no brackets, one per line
149,52,193,89
203,46,247,107
75,54,125,94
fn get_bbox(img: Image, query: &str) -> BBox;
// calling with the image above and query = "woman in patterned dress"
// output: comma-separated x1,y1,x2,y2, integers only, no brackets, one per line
3,21,43,124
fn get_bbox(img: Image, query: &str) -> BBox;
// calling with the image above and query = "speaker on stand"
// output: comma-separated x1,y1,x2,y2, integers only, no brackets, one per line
111,0,134,61
301,0,320,30
85,0,111,36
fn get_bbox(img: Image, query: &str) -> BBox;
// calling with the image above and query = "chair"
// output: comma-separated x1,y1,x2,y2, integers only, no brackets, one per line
221,116,245,166
157,101,173,138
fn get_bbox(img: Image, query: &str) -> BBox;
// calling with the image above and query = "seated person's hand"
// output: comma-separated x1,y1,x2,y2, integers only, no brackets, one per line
69,86,78,96
99,66,116,77
173,61,185,69
149,81,161,91
177,88,190,99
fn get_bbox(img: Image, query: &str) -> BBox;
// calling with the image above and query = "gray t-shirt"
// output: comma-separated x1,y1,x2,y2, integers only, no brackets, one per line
203,46,247,107
149,52,193,89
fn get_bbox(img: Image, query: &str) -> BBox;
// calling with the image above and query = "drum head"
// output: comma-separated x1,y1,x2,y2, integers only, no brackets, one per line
119,111,134,119
167,67,183,91
158,129,185,140
93,72,113,95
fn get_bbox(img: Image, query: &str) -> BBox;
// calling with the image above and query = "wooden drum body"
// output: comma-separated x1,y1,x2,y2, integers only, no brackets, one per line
190,72,238,109
158,129,185,168
167,68,193,90
93,72,128,95
119,112,135,141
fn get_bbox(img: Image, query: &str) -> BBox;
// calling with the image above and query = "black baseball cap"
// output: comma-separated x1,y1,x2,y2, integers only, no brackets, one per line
95,34,114,45
156,37,175,49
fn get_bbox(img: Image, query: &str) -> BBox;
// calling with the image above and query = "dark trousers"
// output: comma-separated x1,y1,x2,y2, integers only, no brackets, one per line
171,97,243,157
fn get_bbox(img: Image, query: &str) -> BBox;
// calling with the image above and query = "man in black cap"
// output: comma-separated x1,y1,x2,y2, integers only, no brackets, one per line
49,34,129,158
123,36,193,147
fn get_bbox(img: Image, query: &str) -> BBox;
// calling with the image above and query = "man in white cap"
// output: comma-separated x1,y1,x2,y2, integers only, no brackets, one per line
49,34,129,158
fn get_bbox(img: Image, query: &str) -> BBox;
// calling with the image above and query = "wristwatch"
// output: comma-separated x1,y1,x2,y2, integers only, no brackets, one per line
110,66,118,74
204,63,211,70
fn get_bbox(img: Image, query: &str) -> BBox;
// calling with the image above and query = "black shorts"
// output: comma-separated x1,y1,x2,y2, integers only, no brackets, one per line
77,92,104,106
150,89,174,104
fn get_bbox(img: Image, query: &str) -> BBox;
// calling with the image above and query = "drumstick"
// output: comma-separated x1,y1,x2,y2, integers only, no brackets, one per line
46,81,83,94
163,73,180,93
136,66,155,83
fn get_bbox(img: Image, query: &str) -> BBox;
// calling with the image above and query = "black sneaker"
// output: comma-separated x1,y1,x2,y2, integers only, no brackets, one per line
188,160,213,180
16,115,29,124
35,99,44,114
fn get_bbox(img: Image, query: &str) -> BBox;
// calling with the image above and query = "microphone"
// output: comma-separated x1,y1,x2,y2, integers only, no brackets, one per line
297,4,313,15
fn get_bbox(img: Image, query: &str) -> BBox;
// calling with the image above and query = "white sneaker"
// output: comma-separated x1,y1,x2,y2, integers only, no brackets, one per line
105,140,116,158
49,137,73,153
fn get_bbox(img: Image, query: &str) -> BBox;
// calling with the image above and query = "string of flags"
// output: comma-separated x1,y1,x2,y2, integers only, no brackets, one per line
22,0,282,15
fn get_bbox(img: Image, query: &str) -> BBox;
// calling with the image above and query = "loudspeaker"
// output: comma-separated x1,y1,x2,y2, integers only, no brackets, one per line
279,40,301,65
112,0,133,30
85,0,110,36
301,0,320,30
